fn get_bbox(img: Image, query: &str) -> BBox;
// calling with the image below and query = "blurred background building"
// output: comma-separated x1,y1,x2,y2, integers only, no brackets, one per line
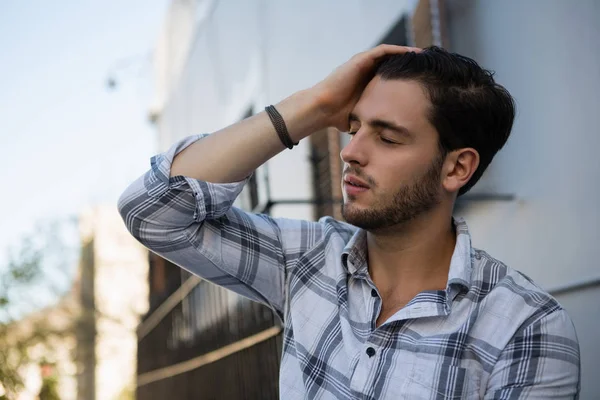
76,206,149,400
136,0,599,399
5,206,148,400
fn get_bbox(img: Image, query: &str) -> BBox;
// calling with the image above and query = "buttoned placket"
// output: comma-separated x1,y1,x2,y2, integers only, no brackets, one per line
349,271,384,394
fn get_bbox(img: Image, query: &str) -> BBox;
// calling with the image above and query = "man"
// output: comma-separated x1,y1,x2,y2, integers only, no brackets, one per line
119,45,580,398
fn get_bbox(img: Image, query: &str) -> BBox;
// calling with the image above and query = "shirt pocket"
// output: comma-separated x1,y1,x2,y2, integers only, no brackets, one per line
401,362,482,399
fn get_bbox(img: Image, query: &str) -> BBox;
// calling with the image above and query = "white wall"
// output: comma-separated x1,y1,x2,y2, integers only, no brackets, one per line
447,1,600,398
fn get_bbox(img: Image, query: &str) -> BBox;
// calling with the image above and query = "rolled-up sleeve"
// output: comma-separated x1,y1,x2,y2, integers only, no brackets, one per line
118,134,321,317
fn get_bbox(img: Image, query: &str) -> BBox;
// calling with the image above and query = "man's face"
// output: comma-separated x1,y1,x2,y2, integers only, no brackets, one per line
340,76,444,230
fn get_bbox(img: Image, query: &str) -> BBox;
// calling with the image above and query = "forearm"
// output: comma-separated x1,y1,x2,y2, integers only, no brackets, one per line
170,89,328,183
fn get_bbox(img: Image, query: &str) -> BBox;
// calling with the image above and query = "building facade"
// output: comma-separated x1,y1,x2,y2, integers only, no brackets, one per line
142,0,599,398
6,205,148,400
77,205,149,400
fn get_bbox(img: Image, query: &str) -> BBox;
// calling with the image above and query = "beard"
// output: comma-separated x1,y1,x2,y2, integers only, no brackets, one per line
341,154,444,231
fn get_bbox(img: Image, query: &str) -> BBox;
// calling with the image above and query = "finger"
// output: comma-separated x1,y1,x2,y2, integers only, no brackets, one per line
369,44,421,60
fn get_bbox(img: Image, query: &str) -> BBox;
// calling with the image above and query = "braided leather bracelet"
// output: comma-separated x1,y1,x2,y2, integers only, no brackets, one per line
265,105,299,150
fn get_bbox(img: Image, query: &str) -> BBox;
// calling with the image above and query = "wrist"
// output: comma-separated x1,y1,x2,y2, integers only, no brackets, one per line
274,89,332,143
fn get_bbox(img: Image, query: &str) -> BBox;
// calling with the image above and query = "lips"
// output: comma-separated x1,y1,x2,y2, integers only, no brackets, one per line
343,174,370,197
344,175,370,189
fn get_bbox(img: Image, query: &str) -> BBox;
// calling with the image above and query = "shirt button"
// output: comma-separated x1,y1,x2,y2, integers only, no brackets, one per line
366,347,376,358
371,289,378,297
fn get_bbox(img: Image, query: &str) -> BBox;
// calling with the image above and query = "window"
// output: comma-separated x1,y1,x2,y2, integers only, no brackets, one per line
378,14,409,46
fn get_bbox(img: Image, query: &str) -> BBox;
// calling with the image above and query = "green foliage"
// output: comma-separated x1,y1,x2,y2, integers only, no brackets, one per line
38,375,61,400
0,219,77,398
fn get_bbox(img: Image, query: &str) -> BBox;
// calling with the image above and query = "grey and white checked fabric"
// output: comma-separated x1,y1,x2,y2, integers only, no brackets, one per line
119,134,580,399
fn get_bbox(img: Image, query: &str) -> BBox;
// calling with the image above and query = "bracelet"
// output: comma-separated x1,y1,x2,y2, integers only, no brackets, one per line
265,105,298,150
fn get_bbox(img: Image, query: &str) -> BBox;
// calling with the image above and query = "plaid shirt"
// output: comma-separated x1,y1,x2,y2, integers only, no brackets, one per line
119,134,580,399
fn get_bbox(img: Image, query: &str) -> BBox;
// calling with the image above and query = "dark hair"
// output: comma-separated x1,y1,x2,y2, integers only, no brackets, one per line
375,46,515,196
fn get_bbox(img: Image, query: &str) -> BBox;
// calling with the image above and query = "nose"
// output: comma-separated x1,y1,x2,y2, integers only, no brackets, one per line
340,130,369,167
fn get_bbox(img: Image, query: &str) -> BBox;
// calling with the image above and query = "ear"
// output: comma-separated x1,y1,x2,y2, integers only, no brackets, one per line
441,148,480,194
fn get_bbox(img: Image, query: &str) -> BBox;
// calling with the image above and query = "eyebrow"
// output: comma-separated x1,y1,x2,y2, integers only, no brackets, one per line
348,113,413,138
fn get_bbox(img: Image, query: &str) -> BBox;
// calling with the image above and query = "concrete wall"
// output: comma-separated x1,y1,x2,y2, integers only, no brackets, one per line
447,1,600,398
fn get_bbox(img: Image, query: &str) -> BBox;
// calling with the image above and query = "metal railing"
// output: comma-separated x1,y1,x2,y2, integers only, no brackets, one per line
136,260,281,399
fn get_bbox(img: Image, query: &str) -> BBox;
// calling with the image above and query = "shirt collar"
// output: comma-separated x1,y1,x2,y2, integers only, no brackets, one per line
446,217,473,292
341,217,473,293
341,228,368,275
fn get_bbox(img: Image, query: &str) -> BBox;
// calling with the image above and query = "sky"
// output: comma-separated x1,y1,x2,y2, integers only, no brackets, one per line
0,1,170,299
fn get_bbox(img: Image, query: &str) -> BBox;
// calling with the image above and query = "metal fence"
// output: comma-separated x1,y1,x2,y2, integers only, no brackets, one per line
136,258,282,400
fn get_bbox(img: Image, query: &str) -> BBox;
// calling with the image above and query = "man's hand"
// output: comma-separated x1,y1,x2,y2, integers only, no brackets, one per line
311,44,420,132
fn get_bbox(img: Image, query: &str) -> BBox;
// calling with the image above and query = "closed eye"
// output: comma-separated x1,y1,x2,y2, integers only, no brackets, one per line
347,131,398,144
